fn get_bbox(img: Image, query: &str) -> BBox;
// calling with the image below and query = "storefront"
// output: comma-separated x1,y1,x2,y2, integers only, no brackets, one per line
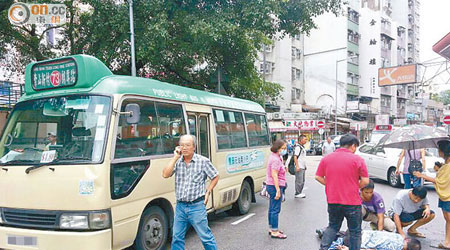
268,121,287,142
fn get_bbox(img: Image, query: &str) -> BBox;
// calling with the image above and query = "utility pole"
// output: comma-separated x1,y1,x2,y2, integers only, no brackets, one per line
262,45,266,108
217,67,221,95
128,0,136,77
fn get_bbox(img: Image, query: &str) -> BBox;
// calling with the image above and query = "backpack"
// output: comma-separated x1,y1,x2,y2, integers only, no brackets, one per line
287,144,302,175
407,149,423,175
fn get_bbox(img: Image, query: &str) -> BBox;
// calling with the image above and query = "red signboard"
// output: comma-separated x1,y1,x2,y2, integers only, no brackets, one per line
443,116,450,125
375,124,392,131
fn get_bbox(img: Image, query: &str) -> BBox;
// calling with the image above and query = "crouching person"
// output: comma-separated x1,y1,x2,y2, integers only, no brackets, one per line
389,186,435,239
361,179,396,231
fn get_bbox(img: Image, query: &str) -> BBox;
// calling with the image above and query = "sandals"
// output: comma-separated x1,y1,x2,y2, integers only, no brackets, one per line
438,243,450,249
407,231,426,238
268,230,284,235
270,232,287,239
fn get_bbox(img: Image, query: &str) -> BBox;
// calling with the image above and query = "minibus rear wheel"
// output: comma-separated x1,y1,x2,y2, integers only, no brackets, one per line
135,206,169,250
233,181,252,215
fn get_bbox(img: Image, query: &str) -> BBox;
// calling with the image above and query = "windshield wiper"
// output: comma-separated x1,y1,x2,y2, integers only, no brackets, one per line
25,157,92,174
56,156,91,161
25,164,47,174
0,160,37,166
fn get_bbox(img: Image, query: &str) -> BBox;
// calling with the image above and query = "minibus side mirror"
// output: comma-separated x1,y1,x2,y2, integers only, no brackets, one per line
125,103,140,124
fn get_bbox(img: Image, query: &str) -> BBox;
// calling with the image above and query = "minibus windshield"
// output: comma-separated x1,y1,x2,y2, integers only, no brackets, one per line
0,95,111,165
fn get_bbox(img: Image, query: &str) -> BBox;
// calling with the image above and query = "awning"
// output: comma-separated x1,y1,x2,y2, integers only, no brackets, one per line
336,117,354,123
302,104,322,112
268,121,286,132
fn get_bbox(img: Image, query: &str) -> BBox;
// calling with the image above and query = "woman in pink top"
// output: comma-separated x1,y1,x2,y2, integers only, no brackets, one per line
266,139,287,239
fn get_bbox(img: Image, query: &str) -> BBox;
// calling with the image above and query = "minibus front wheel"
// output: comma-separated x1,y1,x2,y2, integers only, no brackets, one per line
135,206,169,250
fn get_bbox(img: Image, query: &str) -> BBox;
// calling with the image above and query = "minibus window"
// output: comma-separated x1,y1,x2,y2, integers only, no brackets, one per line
244,113,270,147
213,109,247,150
0,95,111,165
114,99,185,158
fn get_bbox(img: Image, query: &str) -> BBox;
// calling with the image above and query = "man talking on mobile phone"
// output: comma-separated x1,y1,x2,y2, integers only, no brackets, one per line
162,134,219,250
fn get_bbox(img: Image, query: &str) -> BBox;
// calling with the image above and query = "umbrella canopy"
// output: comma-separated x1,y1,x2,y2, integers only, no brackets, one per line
377,125,449,149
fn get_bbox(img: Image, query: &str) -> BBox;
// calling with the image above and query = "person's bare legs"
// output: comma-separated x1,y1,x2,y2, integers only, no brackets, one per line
443,210,450,247
407,213,435,235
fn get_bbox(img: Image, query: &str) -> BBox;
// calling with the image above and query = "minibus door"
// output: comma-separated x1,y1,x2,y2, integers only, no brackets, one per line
187,113,213,210
187,114,210,158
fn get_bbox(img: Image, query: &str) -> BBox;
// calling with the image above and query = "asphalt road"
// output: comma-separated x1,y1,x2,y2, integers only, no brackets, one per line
182,155,446,250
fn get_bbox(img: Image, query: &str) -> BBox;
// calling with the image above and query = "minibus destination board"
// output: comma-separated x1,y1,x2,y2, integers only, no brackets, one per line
31,58,78,90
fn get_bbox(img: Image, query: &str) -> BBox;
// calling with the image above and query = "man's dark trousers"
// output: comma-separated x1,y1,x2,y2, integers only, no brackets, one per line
320,204,362,250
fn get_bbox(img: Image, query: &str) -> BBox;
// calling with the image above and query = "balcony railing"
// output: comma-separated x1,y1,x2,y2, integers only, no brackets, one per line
0,81,23,109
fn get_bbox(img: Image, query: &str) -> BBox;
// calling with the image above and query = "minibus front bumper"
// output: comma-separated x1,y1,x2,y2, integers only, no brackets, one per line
0,226,111,250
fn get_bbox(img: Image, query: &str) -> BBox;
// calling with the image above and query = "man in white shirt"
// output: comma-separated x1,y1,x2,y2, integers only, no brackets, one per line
294,134,307,198
322,137,336,156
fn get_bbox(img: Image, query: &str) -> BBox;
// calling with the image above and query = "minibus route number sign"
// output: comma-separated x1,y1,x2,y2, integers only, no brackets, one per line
31,58,78,90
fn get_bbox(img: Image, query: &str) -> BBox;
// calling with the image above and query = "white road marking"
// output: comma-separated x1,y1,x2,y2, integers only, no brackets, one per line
231,213,255,225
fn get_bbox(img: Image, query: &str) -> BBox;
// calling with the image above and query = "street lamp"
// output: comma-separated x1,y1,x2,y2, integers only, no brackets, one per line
128,0,136,77
335,55,358,135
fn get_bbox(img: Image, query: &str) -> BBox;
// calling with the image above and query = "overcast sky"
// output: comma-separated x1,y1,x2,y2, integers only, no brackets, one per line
420,0,450,91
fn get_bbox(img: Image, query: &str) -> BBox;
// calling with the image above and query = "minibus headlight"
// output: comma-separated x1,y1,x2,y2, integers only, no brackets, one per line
60,214,89,229
89,211,110,229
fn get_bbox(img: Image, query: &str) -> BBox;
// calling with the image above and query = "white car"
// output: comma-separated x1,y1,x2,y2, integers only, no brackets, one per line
356,143,439,187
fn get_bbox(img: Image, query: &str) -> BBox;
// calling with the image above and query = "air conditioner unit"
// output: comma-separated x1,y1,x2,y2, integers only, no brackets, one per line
273,113,282,120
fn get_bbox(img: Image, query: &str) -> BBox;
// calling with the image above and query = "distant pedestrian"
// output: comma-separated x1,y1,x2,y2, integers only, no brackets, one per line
360,179,395,232
413,140,450,249
322,137,336,156
162,135,219,250
294,134,307,198
395,148,425,189
315,134,369,250
388,186,435,239
266,139,288,239
287,141,293,154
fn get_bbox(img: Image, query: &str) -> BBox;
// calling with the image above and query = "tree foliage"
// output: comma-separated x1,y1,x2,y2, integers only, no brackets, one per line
0,0,343,104
434,90,450,105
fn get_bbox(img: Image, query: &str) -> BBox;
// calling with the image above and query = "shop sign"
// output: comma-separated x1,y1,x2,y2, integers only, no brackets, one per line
284,120,324,130
394,118,407,126
375,115,389,125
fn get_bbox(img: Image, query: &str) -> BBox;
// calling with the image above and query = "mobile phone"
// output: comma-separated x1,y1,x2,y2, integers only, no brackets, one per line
175,146,182,155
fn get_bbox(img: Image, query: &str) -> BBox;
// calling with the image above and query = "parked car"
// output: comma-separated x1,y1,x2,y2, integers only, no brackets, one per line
307,141,324,155
331,135,342,148
356,143,439,187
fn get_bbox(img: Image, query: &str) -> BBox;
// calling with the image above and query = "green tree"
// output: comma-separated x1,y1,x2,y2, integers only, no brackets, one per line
437,90,450,105
0,0,343,104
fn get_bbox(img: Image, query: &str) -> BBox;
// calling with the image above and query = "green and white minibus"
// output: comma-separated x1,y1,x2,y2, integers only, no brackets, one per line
0,55,271,250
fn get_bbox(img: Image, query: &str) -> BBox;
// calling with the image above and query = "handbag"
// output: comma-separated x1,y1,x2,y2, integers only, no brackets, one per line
260,182,270,199
260,182,287,202
407,149,423,175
